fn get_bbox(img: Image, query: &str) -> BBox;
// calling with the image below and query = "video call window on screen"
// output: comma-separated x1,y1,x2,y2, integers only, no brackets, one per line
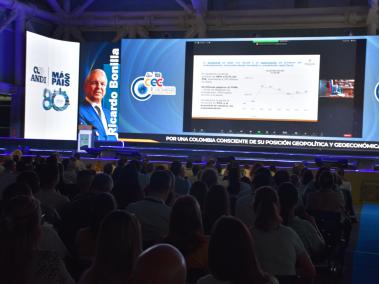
183,39,366,138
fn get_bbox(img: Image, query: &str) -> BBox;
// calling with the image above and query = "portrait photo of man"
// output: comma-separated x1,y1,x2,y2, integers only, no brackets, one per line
79,69,117,141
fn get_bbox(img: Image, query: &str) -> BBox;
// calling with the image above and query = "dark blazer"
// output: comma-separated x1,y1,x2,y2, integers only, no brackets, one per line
79,100,116,141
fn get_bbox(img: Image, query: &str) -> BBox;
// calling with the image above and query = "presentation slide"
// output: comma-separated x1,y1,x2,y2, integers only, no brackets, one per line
24,32,80,140
191,54,320,121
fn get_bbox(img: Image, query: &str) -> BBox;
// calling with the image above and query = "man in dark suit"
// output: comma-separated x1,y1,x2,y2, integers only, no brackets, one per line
79,69,117,141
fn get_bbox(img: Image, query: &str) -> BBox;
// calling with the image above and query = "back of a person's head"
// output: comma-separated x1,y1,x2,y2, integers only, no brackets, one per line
37,163,59,188
15,160,33,172
209,216,268,284
103,163,114,175
170,160,183,176
46,154,59,166
117,158,127,167
315,166,330,186
3,158,16,172
318,170,334,191
190,181,208,211
301,168,314,185
0,195,41,260
2,182,32,202
91,173,113,193
192,164,201,177
249,162,264,178
277,182,299,225
77,169,95,191
117,163,140,187
227,165,241,185
204,185,230,232
17,171,40,195
89,192,117,235
168,196,203,254
252,167,272,190
185,160,193,169
149,170,172,194
274,169,290,186
253,186,282,231
336,167,345,177
129,159,142,172
94,210,142,277
130,243,186,284
200,167,218,188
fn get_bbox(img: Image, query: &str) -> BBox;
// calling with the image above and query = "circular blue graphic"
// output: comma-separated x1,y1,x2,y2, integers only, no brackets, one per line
131,77,152,101
375,82,379,103
51,89,70,111
42,88,69,111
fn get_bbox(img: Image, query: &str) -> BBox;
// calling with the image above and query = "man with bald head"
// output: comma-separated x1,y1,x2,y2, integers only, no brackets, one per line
130,244,186,284
79,69,116,141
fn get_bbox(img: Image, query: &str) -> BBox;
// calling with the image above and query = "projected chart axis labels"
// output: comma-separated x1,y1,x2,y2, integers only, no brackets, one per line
191,55,320,122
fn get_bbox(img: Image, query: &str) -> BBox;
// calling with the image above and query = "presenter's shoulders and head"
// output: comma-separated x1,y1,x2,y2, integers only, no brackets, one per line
79,69,117,141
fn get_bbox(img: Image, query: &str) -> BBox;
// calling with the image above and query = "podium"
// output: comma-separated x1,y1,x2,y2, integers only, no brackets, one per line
77,125,95,152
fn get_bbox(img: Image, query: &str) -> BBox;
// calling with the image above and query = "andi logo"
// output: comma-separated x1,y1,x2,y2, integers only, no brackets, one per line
375,82,379,103
130,72,176,101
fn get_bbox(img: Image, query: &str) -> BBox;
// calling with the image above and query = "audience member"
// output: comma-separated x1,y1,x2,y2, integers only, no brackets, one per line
200,168,219,190
235,167,273,228
278,182,325,259
0,196,74,284
75,192,117,262
165,195,209,276
35,164,69,213
251,187,315,279
0,158,17,199
203,184,230,234
79,210,142,284
113,163,144,208
190,181,208,213
197,216,278,284
170,160,191,196
126,170,172,246
273,170,290,188
306,171,345,214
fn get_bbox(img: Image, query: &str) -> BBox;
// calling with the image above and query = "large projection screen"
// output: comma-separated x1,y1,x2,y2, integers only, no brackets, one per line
24,31,80,140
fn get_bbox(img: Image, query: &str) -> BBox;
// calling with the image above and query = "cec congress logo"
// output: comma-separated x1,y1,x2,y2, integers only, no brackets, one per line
131,72,176,101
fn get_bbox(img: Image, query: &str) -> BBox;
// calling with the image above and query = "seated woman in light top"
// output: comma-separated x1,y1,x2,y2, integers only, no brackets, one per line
250,186,316,279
